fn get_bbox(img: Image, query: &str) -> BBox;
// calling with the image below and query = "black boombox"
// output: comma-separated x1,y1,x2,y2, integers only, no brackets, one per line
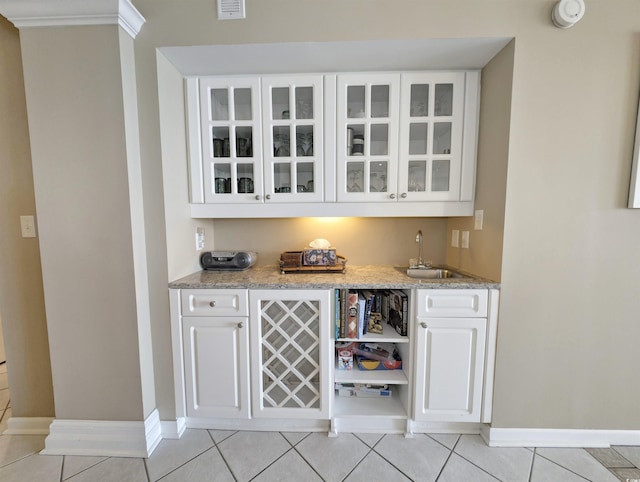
200,251,257,271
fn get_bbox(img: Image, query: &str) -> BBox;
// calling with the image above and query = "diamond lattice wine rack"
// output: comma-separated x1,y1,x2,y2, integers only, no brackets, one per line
259,299,321,409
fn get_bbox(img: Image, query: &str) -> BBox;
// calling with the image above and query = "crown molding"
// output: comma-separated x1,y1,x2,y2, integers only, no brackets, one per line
0,0,145,39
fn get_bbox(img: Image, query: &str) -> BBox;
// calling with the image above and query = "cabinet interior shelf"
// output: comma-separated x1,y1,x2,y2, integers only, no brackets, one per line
334,362,409,385
336,327,409,344
333,395,407,418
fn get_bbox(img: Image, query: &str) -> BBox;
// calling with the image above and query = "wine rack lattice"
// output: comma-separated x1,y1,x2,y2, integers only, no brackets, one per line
260,299,321,409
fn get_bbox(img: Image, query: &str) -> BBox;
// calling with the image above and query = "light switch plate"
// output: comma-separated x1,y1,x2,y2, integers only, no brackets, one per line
461,231,470,249
20,215,37,238
195,226,205,250
474,209,484,230
451,229,459,248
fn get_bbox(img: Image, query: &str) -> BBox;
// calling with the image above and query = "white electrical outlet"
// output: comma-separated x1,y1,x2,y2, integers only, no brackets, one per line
474,209,484,230
461,231,470,249
20,215,37,238
451,229,460,248
195,226,205,250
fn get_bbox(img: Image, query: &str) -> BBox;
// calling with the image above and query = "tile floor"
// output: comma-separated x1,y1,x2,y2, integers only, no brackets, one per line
0,361,639,481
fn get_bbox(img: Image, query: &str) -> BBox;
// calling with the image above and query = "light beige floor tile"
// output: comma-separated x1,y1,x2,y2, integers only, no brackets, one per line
0,454,62,482
530,454,589,482
454,435,533,482
207,429,236,444
296,432,369,482
157,446,234,482
344,450,411,482
217,431,290,481
280,431,310,446
0,407,11,433
438,452,500,482
65,457,146,482
0,434,46,468
537,447,619,481
374,433,450,482
353,432,384,448
0,373,8,390
62,455,108,480
613,446,640,468
427,433,461,450
146,428,214,481
253,448,322,482
0,388,10,409
587,447,635,468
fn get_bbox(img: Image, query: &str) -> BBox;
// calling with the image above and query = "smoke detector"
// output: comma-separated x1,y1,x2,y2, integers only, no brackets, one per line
552,0,585,29
217,0,246,20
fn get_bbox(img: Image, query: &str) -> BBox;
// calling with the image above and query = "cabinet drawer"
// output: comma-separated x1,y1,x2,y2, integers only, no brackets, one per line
181,289,248,317
416,289,487,318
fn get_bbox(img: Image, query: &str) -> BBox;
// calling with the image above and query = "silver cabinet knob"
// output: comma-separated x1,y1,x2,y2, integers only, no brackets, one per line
237,322,244,329
401,192,407,199
266,194,271,200
420,322,428,329
209,301,216,307
389,193,396,199
255,195,260,201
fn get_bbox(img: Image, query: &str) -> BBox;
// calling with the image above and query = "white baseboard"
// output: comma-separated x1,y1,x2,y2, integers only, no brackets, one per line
3,417,53,435
485,427,640,448
161,417,187,439
41,409,162,457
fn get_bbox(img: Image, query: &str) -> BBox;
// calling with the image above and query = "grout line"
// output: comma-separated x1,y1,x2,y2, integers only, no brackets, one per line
449,435,506,481
532,451,593,481
527,448,535,482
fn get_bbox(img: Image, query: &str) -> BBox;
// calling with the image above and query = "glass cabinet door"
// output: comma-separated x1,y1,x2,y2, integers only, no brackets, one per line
398,72,465,201
200,77,263,203
261,76,324,202
336,74,400,202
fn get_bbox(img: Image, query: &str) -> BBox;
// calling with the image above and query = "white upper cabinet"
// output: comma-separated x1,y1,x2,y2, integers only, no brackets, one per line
187,70,480,217
196,76,263,204
261,75,324,203
336,74,401,202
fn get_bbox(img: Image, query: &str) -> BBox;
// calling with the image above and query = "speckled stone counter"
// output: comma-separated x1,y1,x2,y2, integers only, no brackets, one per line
169,265,500,290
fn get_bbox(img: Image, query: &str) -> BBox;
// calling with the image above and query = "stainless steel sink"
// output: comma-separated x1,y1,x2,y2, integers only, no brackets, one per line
405,267,465,279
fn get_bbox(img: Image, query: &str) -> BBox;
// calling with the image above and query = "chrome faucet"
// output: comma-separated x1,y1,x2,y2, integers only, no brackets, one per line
416,230,425,268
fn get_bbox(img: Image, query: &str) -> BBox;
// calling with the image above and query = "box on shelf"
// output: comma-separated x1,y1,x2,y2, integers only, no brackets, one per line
356,353,402,371
352,342,397,362
302,248,337,266
335,382,391,397
336,341,355,370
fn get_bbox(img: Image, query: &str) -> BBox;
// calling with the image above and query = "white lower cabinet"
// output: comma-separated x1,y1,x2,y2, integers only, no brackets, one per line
413,289,489,423
179,289,250,419
249,289,332,419
183,316,250,418
173,286,498,432
414,317,486,422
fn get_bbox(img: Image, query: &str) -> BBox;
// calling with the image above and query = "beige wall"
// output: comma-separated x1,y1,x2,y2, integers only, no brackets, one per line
0,16,54,417
140,0,640,430
446,40,514,282
18,25,148,421
3,0,640,432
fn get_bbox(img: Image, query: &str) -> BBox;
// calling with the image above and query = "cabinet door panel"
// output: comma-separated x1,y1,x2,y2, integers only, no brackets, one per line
398,72,466,202
183,317,249,418
261,76,324,202
414,317,486,422
249,290,332,419
199,76,263,204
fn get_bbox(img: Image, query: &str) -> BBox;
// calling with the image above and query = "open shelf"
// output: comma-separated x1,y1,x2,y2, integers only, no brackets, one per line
333,394,407,418
336,322,409,344
335,361,408,385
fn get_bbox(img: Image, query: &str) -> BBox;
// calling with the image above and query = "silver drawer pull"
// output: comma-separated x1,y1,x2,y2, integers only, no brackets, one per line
389,193,396,199
401,192,407,199
237,322,244,329
209,301,216,307
420,322,428,329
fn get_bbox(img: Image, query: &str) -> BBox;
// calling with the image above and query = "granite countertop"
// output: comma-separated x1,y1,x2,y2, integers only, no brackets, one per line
169,265,500,290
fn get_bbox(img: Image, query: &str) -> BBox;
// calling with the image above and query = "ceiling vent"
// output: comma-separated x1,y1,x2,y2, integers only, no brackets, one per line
217,0,246,20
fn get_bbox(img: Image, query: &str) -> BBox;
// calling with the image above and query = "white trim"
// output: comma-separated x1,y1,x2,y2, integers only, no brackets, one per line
0,0,145,39
161,417,187,440
2,417,53,435
486,427,640,448
41,409,162,457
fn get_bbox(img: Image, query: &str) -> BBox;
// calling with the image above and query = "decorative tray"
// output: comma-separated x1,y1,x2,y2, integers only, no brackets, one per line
279,251,347,274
